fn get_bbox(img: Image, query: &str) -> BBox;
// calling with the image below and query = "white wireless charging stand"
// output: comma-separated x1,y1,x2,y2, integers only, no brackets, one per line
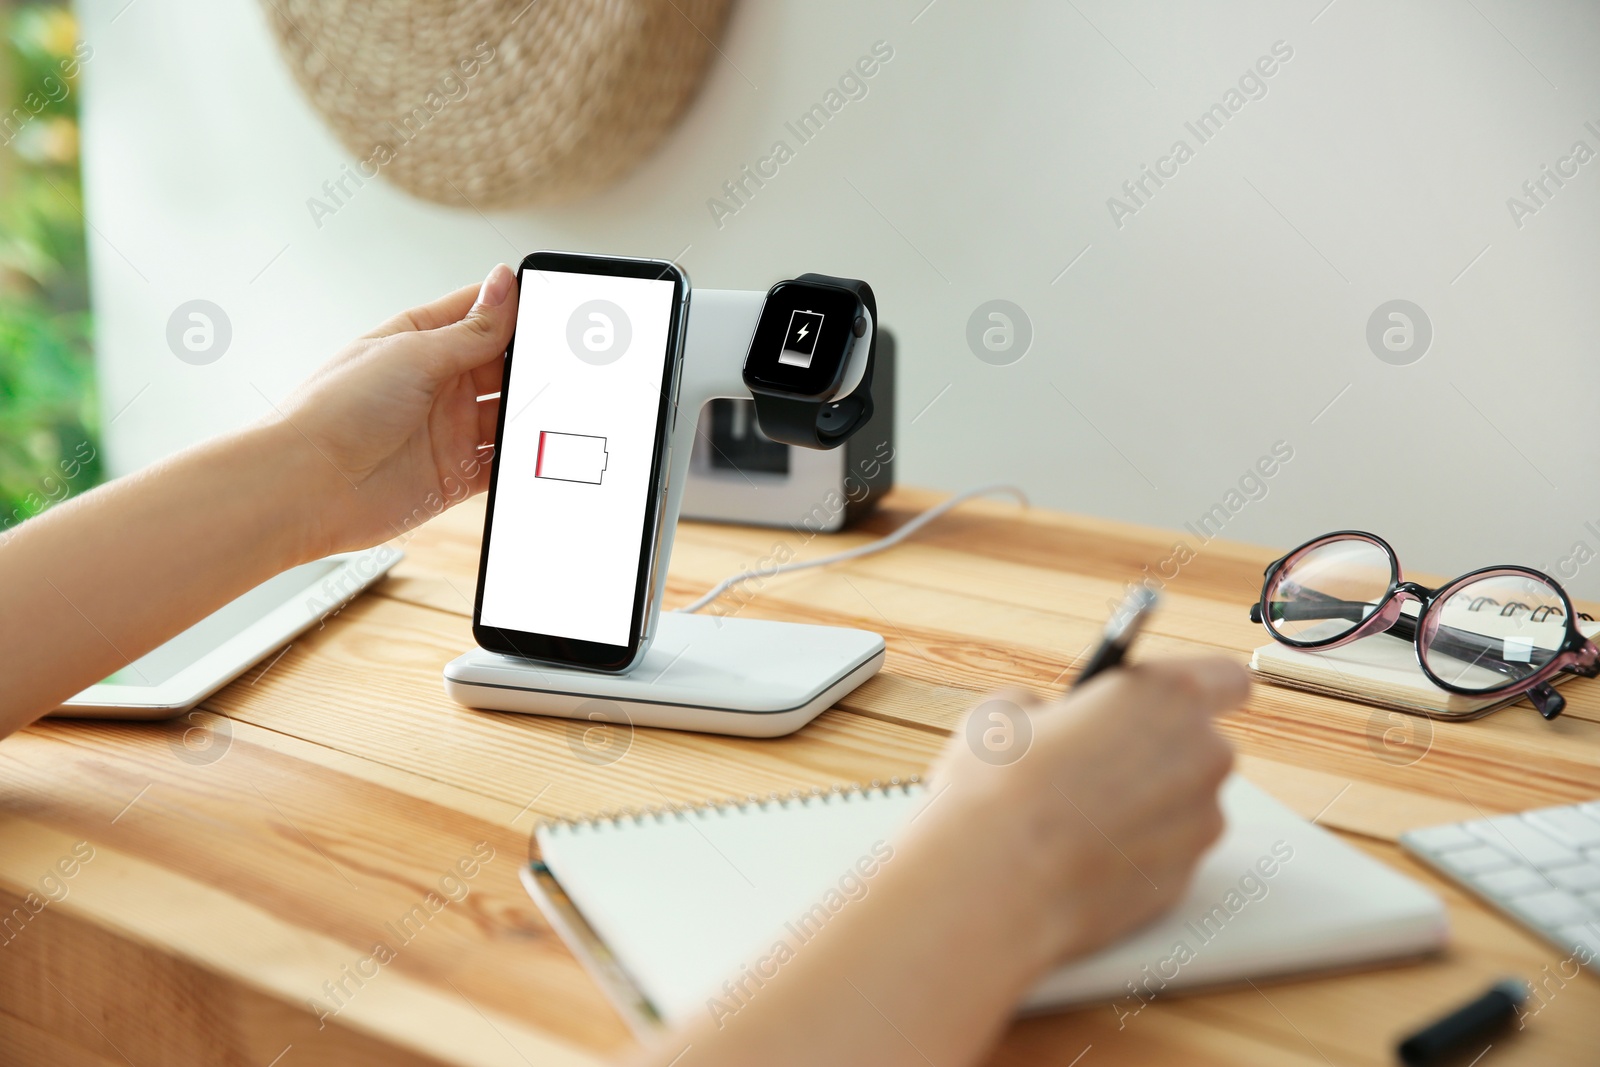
442,289,887,738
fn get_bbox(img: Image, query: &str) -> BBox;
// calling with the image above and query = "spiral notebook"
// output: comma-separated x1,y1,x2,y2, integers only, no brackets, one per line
525,775,1447,1034
1250,609,1600,719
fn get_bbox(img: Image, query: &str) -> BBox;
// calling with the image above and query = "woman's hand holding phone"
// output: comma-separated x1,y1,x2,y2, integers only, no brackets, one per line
0,266,519,732
277,263,518,559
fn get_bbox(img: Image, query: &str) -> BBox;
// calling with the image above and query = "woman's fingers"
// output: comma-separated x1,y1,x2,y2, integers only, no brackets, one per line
476,396,501,454
363,263,520,356
414,265,518,382
366,280,482,339
470,349,506,399
1128,656,1252,719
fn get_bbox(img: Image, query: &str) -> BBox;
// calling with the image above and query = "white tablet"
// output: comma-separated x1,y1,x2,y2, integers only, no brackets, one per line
52,549,401,720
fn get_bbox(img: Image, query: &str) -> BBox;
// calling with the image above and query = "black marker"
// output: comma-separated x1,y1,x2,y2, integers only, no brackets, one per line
1072,586,1159,690
1397,978,1527,1067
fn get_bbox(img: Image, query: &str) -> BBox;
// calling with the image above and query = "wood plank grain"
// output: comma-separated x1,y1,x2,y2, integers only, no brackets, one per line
0,1008,125,1067
0,817,596,1066
0,727,624,1058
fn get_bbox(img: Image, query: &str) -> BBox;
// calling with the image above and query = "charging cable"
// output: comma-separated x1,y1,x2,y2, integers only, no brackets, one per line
676,484,1030,614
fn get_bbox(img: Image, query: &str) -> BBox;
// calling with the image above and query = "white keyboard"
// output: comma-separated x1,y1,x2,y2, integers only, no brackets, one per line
1401,800,1600,970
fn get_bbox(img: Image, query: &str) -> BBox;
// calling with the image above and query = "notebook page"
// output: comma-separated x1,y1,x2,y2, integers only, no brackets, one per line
536,777,1446,1027
1023,776,1445,1010
538,786,926,1023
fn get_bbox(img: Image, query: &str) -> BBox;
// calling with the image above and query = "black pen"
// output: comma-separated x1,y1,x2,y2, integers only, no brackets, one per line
1398,979,1527,1067
1072,586,1159,689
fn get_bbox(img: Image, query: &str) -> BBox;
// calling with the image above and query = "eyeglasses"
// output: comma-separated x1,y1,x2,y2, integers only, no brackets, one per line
1249,531,1599,720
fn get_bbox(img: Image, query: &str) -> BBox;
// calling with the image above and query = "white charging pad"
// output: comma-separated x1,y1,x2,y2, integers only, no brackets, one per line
443,612,885,738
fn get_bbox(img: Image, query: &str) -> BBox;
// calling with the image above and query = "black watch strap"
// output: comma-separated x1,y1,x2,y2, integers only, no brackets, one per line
750,273,877,449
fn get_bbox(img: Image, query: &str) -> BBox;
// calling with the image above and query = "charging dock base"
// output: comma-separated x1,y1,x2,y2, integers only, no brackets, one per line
443,613,885,738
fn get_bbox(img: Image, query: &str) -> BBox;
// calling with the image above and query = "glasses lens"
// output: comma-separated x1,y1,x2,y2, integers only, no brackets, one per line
1266,537,1392,643
1419,573,1569,693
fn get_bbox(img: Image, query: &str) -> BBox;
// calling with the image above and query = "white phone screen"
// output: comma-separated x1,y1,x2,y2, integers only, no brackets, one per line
479,269,676,647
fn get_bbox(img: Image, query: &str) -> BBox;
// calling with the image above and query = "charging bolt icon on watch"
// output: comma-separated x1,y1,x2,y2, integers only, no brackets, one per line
778,309,825,367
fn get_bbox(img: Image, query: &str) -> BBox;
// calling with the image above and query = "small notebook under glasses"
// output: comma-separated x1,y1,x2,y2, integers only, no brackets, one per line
1251,616,1600,720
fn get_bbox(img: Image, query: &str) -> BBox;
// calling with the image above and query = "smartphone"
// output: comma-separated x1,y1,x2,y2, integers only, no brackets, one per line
473,251,689,671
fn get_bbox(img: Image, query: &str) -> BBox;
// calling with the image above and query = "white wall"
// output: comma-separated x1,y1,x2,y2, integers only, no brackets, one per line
79,0,1600,597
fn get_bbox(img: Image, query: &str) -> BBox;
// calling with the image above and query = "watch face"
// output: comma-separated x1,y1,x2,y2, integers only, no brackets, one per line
743,281,863,397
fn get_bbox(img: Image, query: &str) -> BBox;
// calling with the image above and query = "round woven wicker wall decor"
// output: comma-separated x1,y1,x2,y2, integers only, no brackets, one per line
262,0,735,209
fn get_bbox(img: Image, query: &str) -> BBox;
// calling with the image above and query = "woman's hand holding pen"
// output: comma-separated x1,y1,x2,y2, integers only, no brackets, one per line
651,657,1250,1067
921,658,1248,974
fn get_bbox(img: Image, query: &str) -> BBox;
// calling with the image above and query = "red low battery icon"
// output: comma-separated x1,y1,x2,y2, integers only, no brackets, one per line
535,431,609,485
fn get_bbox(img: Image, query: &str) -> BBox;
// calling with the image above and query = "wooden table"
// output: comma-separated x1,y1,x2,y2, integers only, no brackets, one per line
3,488,1597,1066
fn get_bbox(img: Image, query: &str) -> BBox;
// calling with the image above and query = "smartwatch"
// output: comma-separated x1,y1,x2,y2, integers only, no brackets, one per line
741,273,877,448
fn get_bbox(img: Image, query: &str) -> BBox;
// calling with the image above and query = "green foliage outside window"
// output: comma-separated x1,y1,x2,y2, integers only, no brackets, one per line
0,1,100,536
